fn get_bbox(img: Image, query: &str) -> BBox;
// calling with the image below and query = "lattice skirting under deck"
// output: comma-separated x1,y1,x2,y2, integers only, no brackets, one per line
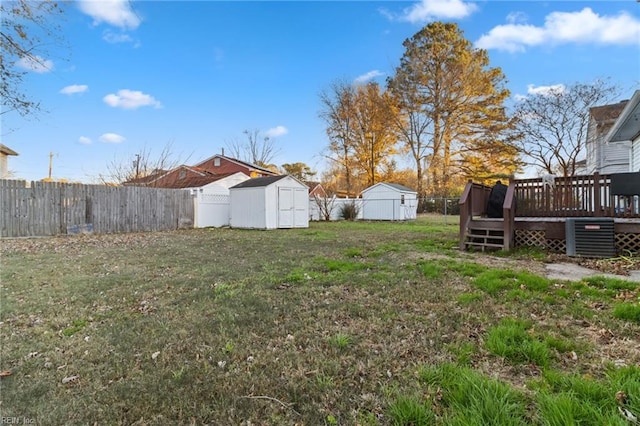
515,230,640,254
514,230,545,248
616,233,640,253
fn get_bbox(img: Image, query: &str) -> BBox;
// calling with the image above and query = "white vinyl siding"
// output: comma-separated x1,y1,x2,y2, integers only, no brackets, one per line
631,137,640,172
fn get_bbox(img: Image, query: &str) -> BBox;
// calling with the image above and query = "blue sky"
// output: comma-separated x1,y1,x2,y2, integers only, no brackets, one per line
2,0,639,183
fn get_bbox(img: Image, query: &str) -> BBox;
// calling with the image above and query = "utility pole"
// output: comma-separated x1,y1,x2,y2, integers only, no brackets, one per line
48,151,54,180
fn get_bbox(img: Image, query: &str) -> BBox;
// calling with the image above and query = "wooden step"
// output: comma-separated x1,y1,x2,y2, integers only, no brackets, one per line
464,241,505,249
464,225,505,251
466,230,504,237
468,219,504,231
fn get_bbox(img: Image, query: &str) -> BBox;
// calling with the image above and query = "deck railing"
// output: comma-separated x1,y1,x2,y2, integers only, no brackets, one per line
459,179,517,250
514,173,640,218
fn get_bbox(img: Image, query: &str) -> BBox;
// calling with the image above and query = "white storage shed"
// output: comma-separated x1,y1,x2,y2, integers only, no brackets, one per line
229,175,309,229
361,182,418,221
189,172,250,228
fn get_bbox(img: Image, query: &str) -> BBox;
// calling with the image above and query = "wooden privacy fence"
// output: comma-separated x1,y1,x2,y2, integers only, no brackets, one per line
0,180,194,237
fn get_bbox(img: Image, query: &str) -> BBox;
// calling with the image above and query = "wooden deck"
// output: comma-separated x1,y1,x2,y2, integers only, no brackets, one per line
459,173,640,254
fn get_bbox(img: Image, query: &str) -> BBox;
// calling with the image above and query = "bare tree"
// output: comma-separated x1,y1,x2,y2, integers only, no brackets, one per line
227,129,279,167
313,194,336,221
98,142,188,185
1,0,65,117
514,80,619,177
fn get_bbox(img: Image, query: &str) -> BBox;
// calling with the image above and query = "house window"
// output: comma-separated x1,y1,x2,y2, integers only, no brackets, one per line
400,194,405,205
179,170,186,180
214,158,221,167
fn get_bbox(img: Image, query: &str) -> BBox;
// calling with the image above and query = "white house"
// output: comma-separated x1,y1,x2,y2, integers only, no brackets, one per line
361,182,418,221
188,172,250,227
585,99,631,174
229,175,309,229
0,144,18,179
607,90,640,172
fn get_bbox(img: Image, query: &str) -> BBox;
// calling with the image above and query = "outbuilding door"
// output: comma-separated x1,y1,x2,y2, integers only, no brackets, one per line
278,187,307,228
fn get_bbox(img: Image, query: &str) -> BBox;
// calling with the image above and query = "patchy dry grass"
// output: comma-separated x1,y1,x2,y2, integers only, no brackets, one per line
1,216,639,425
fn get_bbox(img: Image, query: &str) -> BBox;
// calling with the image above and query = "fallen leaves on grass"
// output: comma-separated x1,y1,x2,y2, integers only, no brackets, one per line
548,253,640,276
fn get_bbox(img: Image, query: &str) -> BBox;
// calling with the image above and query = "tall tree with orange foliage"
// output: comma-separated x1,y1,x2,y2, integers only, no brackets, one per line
388,22,519,197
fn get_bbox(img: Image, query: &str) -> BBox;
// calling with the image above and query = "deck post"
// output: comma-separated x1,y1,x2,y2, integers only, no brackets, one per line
459,180,473,250
502,178,516,251
593,172,602,217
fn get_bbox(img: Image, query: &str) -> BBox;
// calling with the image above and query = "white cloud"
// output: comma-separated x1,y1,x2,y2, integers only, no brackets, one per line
78,136,92,145
391,0,477,23
60,84,89,95
514,84,566,101
103,30,133,44
265,126,288,138
527,84,566,96
506,11,528,25
354,70,385,85
99,133,126,144
476,7,640,52
78,0,141,29
103,89,162,109
16,55,54,73
476,25,545,52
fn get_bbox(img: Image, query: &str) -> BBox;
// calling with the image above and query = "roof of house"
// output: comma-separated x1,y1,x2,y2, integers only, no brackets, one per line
230,175,288,189
161,172,241,189
123,168,171,186
0,144,19,156
123,165,241,188
608,90,640,142
590,100,628,125
196,154,278,175
363,182,416,193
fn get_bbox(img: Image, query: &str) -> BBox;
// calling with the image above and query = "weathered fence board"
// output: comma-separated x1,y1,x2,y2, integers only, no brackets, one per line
0,180,194,237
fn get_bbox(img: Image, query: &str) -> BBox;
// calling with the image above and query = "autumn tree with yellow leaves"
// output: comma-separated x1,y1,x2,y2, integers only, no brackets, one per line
319,80,401,193
350,82,399,187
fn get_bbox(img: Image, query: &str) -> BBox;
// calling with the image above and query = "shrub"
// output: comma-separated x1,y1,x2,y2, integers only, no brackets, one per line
339,202,360,220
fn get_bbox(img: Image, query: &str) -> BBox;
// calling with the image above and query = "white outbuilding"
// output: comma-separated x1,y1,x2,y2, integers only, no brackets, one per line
229,175,309,229
189,172,251,228
361,182,418,221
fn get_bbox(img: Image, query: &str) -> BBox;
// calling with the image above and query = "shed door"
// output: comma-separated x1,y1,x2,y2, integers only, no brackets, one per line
278,187,294,228
293,188,308,227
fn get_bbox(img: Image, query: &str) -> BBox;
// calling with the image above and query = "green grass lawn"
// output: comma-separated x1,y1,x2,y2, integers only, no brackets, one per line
1,216,638,425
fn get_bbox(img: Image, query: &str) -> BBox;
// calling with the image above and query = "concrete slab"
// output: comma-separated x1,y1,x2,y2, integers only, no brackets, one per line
546,262,640,282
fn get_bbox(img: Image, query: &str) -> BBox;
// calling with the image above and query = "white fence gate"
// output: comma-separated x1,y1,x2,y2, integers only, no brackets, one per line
194,192,230,227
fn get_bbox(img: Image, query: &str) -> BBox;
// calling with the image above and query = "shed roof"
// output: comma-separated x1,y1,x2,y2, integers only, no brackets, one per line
230,175,288,189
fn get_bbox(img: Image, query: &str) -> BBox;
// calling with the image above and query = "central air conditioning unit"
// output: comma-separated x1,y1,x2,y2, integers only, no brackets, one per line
566,218,615,258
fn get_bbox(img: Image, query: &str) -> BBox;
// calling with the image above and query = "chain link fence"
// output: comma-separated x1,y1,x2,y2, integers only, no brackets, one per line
418,197,460,216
